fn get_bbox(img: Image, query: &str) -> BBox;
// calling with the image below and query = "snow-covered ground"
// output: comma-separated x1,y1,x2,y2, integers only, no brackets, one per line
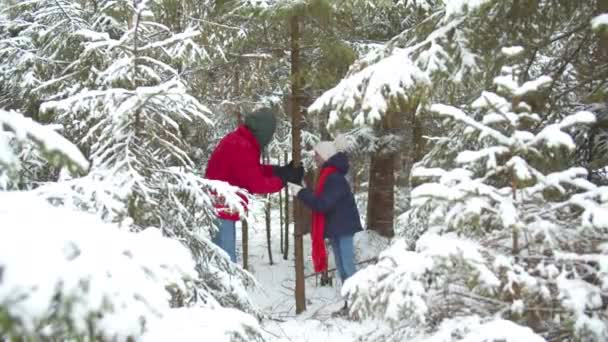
240,209,390,341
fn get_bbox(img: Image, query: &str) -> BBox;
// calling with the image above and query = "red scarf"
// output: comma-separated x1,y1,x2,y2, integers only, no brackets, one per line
311,166,337,273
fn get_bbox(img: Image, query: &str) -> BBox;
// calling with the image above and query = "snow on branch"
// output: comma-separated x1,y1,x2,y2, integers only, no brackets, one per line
0,110,89,173
430,103,511,145
309,50,430,129
308,0,494,130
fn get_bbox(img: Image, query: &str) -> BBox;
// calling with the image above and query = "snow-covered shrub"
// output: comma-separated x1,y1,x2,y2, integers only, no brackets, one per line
344,52,608,341
418,316,546,342
0,192,265,341
344,235,499,327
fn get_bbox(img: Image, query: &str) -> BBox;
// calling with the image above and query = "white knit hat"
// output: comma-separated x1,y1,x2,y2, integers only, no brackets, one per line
314,141,337,161
313,134,352,161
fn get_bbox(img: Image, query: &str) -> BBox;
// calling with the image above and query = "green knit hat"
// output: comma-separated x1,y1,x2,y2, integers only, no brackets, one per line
245,108,277,149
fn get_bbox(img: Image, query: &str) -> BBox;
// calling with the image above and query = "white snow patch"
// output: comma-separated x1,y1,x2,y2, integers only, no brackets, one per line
592,14,608,30
501,46,525,57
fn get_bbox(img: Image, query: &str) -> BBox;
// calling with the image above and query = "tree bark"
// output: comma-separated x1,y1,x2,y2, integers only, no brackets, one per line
290,14,306,314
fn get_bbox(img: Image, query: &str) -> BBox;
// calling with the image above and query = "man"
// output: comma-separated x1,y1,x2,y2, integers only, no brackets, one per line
205,108,303,262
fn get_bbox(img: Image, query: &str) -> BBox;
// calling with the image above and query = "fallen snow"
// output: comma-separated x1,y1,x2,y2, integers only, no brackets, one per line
243,204,389,341
143,307,263,342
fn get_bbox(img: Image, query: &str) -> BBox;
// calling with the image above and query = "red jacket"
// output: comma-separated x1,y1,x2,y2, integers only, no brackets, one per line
205,125,284,220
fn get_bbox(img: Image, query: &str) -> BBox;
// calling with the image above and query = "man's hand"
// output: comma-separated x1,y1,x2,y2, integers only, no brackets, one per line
272,162,291,183
286,162,304,184
273,160,304,185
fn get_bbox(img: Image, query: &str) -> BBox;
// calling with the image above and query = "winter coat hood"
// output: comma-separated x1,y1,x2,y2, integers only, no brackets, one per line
323,152,349,174
244,108,276,149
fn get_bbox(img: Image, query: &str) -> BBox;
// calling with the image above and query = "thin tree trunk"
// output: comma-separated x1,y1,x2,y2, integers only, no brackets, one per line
279,176,284,255
234,66,242,126
132,1,143,133
290,14,306,314
353,166,358,194
242,219,248,270
283,151,290,260
265,155,274,265
266,197,273,265
234,71,246,268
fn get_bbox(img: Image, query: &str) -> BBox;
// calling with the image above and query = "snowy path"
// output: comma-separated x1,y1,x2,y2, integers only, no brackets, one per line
240,210,387,341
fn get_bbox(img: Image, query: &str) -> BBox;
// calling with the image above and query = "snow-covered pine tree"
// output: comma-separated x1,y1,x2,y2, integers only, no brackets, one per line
0,1,88,114
0,109,267,341
0,0,263,317
394,0,608,246
35,0,213,224
307,0,501,237
0,1,93,186
343,49,608,341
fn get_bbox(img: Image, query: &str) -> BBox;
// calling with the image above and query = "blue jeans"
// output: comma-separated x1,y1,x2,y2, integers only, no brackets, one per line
212,218,236,262
330,235,356,282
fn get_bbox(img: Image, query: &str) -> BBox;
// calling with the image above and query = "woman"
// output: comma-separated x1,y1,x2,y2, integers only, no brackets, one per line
289,138,363,285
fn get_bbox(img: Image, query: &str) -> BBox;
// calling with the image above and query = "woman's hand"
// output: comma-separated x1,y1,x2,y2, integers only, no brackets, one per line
287,182,303,195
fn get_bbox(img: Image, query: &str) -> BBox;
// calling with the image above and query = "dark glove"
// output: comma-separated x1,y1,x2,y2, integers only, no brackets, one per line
272,160,295,183
285,162,304,185
272,165,288,183
273,160,304,184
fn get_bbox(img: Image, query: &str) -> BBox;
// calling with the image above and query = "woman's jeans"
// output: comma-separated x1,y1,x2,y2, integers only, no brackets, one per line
212,218,237,262
330,234,356,282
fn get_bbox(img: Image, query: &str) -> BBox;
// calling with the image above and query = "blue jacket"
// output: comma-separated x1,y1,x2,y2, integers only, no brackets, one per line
297,152,363,238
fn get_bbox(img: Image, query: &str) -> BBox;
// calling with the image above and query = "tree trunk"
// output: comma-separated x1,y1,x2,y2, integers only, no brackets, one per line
234,66,243,126
279,178,284,255
290,14,306,314
283,151,290,260
235,74,246,268
241,219,248,270
366,108,402,238
397,109,417,188
366,152,396,237
266,195,274,265
265,156,274,265
293,169,314,235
